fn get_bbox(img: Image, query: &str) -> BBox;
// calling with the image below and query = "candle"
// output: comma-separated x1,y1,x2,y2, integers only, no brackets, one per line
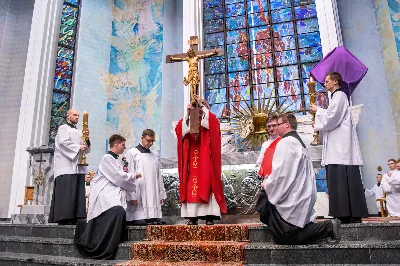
82,111,88,131
307,77,316,105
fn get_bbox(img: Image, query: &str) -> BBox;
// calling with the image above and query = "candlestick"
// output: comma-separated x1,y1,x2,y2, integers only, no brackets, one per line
307,76,321,146
79,111,89,166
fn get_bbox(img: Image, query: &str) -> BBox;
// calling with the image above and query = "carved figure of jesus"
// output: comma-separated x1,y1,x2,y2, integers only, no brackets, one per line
168,48,218,104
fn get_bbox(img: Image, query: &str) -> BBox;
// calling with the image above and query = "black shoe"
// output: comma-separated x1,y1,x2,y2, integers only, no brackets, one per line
329,219,341,244
206,220,214,225
350,217,362,223
187,218,198,225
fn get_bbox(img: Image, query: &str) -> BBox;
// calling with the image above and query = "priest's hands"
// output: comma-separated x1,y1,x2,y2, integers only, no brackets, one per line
135,173,142,179
80,144,88,151
84,129,90,138
310,104,319,113
160,200,164,205
130,200,138,206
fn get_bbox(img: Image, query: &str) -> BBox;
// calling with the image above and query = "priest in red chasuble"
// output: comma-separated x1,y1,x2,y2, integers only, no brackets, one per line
175,96,227,225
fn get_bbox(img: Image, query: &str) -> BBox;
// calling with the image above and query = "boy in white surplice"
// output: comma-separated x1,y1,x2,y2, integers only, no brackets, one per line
125,129,167,225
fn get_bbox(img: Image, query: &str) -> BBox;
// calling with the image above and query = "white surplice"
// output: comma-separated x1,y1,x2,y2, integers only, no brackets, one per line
87,154,137,221
54,124,91,178
262,133,317,228
125,147,166,220
314,91,363,166
255,135,279,172
381,170,400,217
364,184,384,212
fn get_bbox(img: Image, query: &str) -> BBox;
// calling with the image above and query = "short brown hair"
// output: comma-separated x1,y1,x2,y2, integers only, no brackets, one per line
267,113,279,123
142,129,155,138
327,72,343,86
109,134,126,148
388,159,397,163
279,113,298,130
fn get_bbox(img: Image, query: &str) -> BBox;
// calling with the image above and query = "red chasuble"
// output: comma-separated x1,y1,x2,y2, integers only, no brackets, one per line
175,112,227,213
258,136,282,178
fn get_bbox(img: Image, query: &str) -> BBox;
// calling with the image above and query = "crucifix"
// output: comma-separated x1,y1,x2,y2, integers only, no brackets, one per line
166,36,223,133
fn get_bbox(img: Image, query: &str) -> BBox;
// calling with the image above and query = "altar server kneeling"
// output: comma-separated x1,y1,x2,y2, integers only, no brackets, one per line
74,134,139,259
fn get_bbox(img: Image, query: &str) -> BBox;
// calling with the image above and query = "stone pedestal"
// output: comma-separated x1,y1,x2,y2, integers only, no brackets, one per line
11,145,54,224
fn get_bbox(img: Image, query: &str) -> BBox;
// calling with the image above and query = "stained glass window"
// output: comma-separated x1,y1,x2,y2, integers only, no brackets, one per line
203,0,327,119
48,0,80,144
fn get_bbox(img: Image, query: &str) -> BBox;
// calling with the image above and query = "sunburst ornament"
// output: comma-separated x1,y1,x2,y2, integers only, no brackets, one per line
227,90,293,151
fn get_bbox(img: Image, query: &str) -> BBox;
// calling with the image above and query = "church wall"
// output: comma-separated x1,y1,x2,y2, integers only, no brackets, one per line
0,0,33,217
337,0,400,213
72,0,113,172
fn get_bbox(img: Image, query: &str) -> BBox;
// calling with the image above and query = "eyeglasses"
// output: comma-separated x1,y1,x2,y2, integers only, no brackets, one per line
267,124,277,128
277,122,287,127
144,138,155,143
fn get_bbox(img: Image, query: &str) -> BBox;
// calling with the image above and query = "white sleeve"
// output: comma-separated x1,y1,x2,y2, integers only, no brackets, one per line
56,126,80,160
99,156,137,192
262,139,301,205
124,149,138,199
157,158,167,200
314,92,348,131
364,187,375,197
381,172,400,193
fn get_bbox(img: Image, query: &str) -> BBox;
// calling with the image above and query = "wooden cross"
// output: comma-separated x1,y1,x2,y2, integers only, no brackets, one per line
166,36,223,133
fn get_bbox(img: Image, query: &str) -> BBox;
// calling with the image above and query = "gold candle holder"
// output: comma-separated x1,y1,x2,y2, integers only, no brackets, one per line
79,111,89,166
308,77,321,146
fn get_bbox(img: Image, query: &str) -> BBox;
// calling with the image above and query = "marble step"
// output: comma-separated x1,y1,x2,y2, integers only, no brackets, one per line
0,252,124,266
2,223,400,242
244,240,400,264
0,236,134,260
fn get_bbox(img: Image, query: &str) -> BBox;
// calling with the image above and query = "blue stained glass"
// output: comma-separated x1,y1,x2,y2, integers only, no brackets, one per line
55,67,72,79
272,22,294,37
253,83,275,99
50,116,65,129
204,19,224,34
277,80,301,96
225,3,246,17
205,74,226,89
56,57,72,70
203,0,221,8
275,50,298,66
271,8,293,23
270,0,291,10
227,29,248,44
300,46,323,63
57,47,74,59
204,6,224,20
249,26,271,41
302,79,325,93
228,56,249,72
252,53,273,69
279,95,303,112
51,92,70,117
205,59,225,74
206,88,227,104
210,103,229,118
298,32,321,48
250,39,272,55
276,65,299,81
226,15,247,30
274,35,296,51
248,12,269,27
301,62,318,78
296,18,319,34
48,127,58,144
247,0,268,14
65,0,79,5
230,86,251,101
227,43,248,57
229,71,250,87
294,0,315,6
226,0,244,4
54,77,71,92
252,68,274,84
304,93,328,110
295,5,317,20
204,32,224,47
60,25,76,37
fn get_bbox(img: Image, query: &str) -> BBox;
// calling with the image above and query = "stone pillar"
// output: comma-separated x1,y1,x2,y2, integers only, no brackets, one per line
11,146,55,224
8,0,63,217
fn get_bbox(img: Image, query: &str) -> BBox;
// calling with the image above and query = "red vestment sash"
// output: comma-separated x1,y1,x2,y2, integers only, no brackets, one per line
258,136,282,178
187,133,201,202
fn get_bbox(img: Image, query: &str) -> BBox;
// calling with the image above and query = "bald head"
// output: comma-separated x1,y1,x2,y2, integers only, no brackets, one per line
66,109,79,124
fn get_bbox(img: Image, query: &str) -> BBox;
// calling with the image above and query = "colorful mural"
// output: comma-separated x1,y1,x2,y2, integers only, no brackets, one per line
388,0,400,59
103,0,164,151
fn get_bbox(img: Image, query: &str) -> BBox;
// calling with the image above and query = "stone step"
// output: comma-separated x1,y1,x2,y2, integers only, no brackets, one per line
244,240,400,264
0,236,134,260
0,252,124,266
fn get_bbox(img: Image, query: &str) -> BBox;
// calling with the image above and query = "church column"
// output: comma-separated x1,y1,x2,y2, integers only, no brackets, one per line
8,0,63,216
182,0,203,112
315,0,343,55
